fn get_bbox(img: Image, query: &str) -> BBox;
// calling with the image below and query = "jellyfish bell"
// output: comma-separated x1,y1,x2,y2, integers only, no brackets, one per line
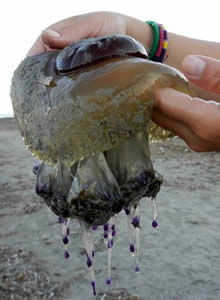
11,35,190,167
11,34,194,295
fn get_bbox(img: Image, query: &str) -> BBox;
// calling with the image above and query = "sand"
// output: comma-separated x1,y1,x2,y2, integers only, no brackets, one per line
1,117,220,300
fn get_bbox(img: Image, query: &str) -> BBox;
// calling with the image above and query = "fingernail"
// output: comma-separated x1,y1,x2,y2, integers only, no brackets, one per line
182,55,206,79
42,29,61,38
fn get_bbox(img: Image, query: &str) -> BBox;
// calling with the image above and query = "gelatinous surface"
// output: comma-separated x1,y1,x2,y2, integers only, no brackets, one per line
10,35,195,295
11,39,193,166
10,34,194,225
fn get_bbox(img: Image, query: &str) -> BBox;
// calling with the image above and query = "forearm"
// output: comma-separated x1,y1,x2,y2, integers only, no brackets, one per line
127,17,220,101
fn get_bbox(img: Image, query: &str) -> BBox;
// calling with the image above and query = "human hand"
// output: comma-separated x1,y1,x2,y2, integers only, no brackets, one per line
27,12,220,152
27,11,152,56
153,55,220,152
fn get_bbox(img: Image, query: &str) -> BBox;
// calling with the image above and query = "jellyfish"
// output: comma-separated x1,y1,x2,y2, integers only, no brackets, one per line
11,35,193,296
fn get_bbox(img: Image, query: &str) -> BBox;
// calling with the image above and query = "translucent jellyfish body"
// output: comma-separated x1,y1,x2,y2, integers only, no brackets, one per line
11,35,194,295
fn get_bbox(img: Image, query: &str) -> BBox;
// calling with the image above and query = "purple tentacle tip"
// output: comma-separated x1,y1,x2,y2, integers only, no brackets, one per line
87,256,92,268
58,216,64,224
92,225,97,230
104,232,108,239
111,224,115,231
104,223,109,231
64,250,70,259
112,230,116,237
32,163,40,175
132,216,140,228
91,280,96,296
108,239,114,249
66,227,70,236
135,266,140,273
124,208,130,215
106,278,111,285
63,236,69,245
130,243,135,253
152,220,158,228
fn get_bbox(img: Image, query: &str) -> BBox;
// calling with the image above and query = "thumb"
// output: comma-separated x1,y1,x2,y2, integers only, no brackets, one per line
41,29,70,49
182,55,220,93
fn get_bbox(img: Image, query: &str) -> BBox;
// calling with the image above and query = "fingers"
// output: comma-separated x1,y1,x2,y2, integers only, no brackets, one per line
153,88,220,151
27,12,103,56
155,55,220,151
26,32,64,57
41,29,69,50
153,89,202,149
152,106,192,141
43,14,102,46
155,88,207,126
27,12,125,57
182,55,220,94
152,108,210,151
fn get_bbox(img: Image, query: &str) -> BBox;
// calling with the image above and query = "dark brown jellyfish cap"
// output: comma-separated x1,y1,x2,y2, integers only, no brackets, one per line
56,35,148,73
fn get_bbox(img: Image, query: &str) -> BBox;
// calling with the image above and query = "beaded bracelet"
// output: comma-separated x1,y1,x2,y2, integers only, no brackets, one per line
146,21,168,63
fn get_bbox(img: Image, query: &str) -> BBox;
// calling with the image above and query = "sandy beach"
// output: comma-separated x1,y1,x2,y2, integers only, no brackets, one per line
1,117,220,300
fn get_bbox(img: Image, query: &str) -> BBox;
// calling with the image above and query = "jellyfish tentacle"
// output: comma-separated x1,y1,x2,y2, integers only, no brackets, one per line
152,197,158,228
125,207,136,257
103,223,109,244
106,218,114,285
88,226,95,260
59,217,71,259
111,223,116,238
91,280,96,297
106,235,113,285
132,204,141,273
79,220,96,295
105,217,115,285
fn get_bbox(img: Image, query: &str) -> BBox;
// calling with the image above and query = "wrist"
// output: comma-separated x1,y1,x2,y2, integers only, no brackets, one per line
126,16,153,54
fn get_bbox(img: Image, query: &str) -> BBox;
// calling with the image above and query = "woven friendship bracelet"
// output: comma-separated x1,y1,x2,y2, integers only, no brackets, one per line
145,21,160,60
146,21,168,63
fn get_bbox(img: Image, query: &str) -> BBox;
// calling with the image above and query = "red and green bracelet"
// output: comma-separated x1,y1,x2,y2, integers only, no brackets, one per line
146,21,168,63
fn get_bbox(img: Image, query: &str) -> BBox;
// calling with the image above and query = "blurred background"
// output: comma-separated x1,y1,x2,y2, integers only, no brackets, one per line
1,0,219,116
